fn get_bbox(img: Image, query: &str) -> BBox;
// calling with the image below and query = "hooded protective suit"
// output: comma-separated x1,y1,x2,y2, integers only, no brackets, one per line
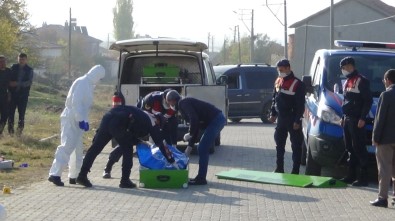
49,65,105,180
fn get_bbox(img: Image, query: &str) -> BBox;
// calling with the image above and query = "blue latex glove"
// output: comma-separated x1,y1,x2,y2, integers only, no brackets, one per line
78,121,85,130
84,122,89,131
78,121,89,131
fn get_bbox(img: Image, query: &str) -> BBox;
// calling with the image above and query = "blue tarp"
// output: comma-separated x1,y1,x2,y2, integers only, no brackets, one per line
136,143,188,170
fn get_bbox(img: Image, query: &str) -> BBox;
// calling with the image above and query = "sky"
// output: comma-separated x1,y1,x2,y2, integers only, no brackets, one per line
25,0,395,51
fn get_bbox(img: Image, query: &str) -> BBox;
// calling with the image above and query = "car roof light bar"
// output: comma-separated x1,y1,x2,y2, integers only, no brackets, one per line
335,40,395,49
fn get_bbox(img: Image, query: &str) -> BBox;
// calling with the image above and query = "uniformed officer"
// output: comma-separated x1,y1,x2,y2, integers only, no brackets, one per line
268,59,305,174
76,105,175,188
339,56,373,186
102,89,178,178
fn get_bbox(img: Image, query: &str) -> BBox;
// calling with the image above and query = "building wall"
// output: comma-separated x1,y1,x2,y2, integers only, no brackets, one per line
291,1,395,77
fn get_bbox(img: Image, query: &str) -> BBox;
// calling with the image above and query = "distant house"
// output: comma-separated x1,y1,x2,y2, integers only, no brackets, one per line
36,22,102,57
289,0,395,77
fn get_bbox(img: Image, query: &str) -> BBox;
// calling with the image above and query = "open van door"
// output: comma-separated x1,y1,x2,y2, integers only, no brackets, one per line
184,85,228,121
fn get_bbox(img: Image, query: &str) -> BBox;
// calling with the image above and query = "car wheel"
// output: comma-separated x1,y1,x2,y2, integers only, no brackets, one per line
301,140,307,166
305,148,321,176
260,103,272,124
215,134,221,146
230,118,242,123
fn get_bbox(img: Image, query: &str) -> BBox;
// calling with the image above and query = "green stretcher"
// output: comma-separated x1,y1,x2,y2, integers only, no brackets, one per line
216,169,347,188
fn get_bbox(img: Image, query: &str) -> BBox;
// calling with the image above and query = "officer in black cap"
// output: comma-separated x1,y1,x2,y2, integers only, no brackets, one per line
76,105,174,188
268,59,305,174
339,56,373,186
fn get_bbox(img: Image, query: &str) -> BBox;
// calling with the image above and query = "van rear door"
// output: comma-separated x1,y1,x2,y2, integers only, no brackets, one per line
185,85,228,120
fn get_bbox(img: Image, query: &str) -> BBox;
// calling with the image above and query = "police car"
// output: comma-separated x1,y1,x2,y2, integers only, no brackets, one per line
302,40,395,176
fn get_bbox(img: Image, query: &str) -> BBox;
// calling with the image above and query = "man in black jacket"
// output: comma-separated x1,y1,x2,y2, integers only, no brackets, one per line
268,59,305,174
76,105,174,188
339,57,373,187
0,55,11,135
166,90,226,185
370,69,395,208
8,53,34,136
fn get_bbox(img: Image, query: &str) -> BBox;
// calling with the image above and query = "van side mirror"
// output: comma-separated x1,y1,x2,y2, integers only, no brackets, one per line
302,75,313,94
216,75,228,85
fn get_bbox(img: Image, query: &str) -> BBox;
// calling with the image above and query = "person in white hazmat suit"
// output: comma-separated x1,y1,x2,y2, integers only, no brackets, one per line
48,65,105,186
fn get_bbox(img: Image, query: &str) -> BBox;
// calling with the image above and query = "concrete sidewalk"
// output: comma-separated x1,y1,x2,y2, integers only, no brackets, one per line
1,119,395,220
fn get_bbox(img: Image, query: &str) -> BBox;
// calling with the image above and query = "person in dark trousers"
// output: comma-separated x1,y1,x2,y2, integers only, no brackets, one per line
339,57,373,187
370,69,395,208
102,89,178,178
8,53,34,136
268,59,305,174
0,55,12,135
166,90,226,185
76,105,175,188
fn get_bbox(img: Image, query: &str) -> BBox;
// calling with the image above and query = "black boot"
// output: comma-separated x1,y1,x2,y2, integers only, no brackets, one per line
119,179,136,188
274,159,284,173
103,159,116,179
340,167,357,184
16,121,24,136
352,168,368,187
8,121,14,135
76,171,92,187
48,176,64,186
291,165,300,175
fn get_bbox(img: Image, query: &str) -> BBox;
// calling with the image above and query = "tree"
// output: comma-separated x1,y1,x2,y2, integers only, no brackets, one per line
0,0,30,59
218,33,284,65
113,0,134,41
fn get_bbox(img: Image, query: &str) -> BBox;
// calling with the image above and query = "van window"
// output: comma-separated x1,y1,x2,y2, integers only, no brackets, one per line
227,73,241,89
245,70,277,89
120,55,202,84
326,54,391,96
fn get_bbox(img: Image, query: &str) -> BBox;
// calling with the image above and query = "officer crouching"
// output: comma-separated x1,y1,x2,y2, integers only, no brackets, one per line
268,59,305,174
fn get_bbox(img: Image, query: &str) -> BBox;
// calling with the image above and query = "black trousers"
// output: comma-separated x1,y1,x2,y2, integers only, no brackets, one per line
343,117,368,169
274,115,303,168
108,117,177,163
0,95,8,133
79,113,134,181
8,93,29,133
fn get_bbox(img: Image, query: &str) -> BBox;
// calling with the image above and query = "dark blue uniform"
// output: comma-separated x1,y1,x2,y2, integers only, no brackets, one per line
342,70,372,183
78,106,173,184
138,90,178,145
8,63,33,135
270,72,305,174
178,97,226,182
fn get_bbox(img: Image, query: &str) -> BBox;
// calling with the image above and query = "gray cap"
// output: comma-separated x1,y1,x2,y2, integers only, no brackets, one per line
165,90,181,102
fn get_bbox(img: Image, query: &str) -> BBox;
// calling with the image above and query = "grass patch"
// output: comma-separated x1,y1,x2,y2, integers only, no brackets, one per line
0,83,114,188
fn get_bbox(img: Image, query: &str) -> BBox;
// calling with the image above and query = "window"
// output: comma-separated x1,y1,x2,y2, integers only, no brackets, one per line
227,73,240,89
244,70,277,89
326,54,391,96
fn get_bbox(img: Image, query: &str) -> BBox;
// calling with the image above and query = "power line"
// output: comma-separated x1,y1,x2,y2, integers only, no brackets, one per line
296,14,395,29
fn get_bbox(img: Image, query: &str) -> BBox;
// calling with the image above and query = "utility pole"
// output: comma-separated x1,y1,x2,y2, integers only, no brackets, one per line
330,0,334,49
207,32,211,53
211,36,214,52
68,8,76,80
237,25,241,63
284,0,288,59
251,9,254,62
234,9,254,63
266,0,288,59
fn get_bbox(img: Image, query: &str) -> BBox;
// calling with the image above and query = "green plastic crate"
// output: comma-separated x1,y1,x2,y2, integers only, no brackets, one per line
143,63,180,78
139,167,189,188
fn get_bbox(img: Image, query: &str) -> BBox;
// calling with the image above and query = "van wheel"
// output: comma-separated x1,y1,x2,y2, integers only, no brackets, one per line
305,148,321,176
260,103,272,124
301,141,307,166
230,118,242,123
